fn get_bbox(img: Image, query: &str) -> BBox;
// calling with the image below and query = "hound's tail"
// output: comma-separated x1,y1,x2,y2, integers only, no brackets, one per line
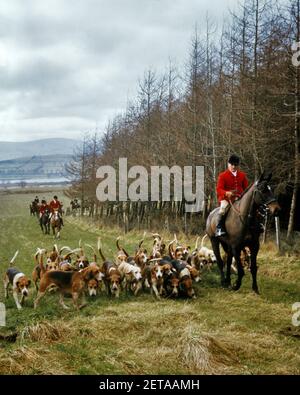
78,239,84,256
85,243,97,262
63,248,81,261
168,239,176,258
200,234,208,248
98,238,106,262
34,249,40,265
116,237,129,257
9,250,19,266
138,231,146,249
151,233,161,241
59,246,72,255
37,248,47,275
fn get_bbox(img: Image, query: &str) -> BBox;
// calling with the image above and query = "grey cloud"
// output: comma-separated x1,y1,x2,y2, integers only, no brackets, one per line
0,0,239,142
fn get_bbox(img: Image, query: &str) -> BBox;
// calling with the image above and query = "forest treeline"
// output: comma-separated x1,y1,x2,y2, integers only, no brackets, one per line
66,0,299,238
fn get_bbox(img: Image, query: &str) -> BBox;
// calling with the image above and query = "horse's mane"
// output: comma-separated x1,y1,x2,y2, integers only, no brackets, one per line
236,182,254,201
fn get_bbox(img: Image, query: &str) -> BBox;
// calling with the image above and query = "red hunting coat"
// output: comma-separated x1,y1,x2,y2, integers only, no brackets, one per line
49,200,62,213
216,169,249,203
39,204,49,214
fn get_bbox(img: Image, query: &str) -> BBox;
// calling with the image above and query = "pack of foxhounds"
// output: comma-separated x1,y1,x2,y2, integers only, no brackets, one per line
3,233,251,311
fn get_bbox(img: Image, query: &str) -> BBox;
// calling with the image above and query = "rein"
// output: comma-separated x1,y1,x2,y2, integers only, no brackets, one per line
229,187,256,225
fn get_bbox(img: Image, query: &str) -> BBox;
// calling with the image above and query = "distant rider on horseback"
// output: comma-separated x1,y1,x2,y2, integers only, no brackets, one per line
39,199,49,219
215,154,249,237
49,195,64,226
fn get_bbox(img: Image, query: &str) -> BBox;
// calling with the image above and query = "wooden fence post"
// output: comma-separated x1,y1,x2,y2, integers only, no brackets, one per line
275,216,281,252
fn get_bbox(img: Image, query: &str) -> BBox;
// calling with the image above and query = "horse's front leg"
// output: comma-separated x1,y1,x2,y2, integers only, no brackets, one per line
250,242,259,294
225,251,233,287
232,248,245,291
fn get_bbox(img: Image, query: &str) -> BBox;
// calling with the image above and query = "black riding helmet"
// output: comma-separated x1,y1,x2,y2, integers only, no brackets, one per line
53,195,58,199
228,154,240,166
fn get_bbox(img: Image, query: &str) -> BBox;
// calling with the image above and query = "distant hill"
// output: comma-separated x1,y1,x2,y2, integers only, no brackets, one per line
0,154,73,184
0,138,80,161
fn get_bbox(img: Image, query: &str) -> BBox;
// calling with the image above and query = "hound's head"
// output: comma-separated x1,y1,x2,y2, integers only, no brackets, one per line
59,261,74,271
174,246,184,260
87,279,98,297
76,255,89,270
17,276,31,297
47,250,58,263
83,265,103,282
116,250,127,266
109,272,121,296
161,263,173,276
181,245,191,260
131,265,142,281
152,263,163,279
135,248,148,266
180,277,195,299
169,275,180,297
187,265,201,283
46,261,58,271
208,252,217,264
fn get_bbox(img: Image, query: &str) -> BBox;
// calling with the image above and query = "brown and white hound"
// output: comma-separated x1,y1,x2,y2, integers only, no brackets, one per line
3,251,31,310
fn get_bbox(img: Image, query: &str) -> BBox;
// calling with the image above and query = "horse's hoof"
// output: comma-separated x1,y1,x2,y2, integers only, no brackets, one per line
232,283,241,291
253,288,260,295
224,279,231,288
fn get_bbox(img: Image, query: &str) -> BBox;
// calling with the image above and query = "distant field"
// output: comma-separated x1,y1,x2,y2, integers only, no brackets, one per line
0,189,299,374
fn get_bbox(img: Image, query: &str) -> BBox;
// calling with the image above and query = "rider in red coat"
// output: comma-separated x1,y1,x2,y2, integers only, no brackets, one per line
215,154,249,237
39,199,49,218
49,195,64,226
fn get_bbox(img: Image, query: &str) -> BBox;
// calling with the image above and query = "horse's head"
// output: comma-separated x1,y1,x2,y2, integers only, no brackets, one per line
254,171,280,216
53,210,59,220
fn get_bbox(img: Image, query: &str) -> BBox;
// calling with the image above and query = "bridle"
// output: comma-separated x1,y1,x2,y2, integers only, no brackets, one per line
230,183,276,225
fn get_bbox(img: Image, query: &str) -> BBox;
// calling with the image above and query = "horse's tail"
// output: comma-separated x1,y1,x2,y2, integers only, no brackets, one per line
200,234,208,248
9,250,19,266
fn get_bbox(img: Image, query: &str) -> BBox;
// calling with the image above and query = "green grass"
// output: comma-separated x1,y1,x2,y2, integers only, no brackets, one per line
0,189,300,375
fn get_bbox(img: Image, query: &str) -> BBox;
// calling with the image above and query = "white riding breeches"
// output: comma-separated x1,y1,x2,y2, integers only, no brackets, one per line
219,200,229,215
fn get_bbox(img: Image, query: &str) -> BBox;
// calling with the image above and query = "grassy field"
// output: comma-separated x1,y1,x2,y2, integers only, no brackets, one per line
0,188,299,375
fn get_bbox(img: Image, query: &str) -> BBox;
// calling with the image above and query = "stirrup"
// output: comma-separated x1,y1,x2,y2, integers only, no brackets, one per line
215,227,226,237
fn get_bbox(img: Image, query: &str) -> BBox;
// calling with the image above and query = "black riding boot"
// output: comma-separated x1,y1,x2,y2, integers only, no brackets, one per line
215,213,226,237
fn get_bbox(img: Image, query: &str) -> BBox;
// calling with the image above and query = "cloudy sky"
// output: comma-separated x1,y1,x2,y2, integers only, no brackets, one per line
0,0,238,142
